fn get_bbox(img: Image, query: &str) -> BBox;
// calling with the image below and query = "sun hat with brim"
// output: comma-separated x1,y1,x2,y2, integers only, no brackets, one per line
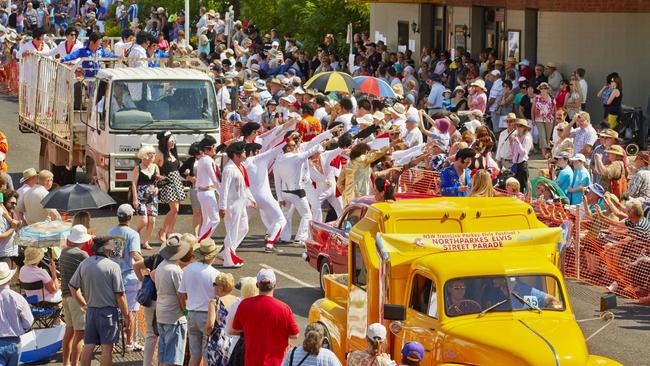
392,83,404,97
435,118,451,134
194,238,222,261
470,109,483,118
537,82,551,90
24,246,44,265
556,122,569,130
20,168,38,183
570,153,587,163
159,234,191,261
506,112,517,121
546,62,556,68
357,114,374,126
636,151,650,165
373,111,385,121
0,262,16,286
553,151,570,160
388,103,406,118
68,224,92,244
470,79,487,92
605,145,625,157
586,183,605,198
242,80,256,92
598,129,619,139
515,119,531,129
453,85,465,94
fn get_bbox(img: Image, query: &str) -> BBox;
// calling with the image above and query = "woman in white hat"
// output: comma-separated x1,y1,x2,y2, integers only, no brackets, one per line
346,323,394,365
468,79,487,113
19,246,61,303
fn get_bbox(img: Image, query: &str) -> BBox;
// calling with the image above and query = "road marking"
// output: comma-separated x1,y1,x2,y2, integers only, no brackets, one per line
260,263,317,288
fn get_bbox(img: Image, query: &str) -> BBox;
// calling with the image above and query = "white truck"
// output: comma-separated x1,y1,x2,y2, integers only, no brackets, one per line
18,54,220,195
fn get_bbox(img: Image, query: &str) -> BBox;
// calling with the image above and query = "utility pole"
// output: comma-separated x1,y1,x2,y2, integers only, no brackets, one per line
184,0,190,47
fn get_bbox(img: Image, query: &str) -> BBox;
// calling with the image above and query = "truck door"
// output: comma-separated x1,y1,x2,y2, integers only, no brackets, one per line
346,241,369,354
87,80,110,191
401,272,442,364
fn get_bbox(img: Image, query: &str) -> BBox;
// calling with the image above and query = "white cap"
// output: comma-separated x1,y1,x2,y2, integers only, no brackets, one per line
519,59,530,66
271,40,279,47
570,153,586,163
257,268,276,284
517,76,527,82
117,203,135,218
287,111,301,120
471,109,483,117
281,95,297,104
490,69,501,76
367,323,387,341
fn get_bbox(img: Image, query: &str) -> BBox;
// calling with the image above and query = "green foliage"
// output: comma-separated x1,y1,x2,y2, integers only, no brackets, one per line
240,0,369,55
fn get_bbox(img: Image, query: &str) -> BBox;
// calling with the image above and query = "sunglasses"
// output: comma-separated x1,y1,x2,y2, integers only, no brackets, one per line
452,285,466,290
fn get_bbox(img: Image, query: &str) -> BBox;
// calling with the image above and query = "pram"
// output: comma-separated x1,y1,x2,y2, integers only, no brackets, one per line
615,105,647,156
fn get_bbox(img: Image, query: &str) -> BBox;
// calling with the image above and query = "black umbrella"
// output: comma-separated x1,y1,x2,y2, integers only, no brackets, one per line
40,183,116,211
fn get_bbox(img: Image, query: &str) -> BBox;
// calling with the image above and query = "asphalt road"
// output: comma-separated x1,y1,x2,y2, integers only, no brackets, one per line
1,93,648,365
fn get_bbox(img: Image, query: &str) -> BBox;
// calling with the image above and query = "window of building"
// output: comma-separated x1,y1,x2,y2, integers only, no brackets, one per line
397,21,409,47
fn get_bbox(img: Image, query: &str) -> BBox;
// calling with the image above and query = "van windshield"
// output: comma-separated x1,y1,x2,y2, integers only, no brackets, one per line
108,80,219,130
444,275,565,317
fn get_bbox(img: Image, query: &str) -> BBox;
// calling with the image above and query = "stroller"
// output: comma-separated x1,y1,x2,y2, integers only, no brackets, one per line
615,105,647,156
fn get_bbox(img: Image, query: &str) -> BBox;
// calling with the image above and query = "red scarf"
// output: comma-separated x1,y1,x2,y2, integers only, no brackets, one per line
237,164,250,187
211,160,221,182
65,40,75,55
32,41,43,51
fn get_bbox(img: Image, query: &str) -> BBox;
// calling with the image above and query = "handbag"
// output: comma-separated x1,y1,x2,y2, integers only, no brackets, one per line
136,275,157,307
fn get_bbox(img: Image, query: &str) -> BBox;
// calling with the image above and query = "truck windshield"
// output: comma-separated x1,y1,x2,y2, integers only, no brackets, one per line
444,275,565,317
108,80,219,130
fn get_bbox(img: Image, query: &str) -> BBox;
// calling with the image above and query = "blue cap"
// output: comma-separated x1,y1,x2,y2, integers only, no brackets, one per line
401,341,425,362
586,183,605,198
406,94,415,105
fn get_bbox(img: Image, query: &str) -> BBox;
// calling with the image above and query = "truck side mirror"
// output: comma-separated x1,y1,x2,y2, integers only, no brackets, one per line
383,304,406,321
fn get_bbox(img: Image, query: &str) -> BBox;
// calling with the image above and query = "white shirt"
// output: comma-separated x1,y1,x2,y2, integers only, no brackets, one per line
16,41,51,60
246,104,264,123
43,39,83,58
334,113,353,131
215,85,229,112
219,160,255,210
195,154,220,190
127,44,148,68
496,129,514,162
314,107,328,123
402,127,423,148
579,79,588,103
243,142,286,197
113,40,133,57
177,261,220,312
488,79,503,113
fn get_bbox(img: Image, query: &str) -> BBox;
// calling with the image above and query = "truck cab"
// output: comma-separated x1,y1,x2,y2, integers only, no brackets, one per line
309,197,621,365
18,54,220,192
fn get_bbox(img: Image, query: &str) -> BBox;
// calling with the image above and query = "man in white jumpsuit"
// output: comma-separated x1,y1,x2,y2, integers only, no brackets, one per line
274,128,338,245
219,142,256,267
243,141,287,252
196,136,221,242
308,146,344,222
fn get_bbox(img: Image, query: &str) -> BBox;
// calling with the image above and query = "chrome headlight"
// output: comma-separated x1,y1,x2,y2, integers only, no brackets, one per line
113,158,137,170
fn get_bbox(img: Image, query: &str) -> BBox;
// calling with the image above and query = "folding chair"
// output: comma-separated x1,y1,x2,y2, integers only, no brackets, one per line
20,280,63,329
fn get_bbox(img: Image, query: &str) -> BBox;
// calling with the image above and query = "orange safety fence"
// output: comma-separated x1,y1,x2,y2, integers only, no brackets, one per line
398,167,650,302
220,117,242,144
0,59,19,95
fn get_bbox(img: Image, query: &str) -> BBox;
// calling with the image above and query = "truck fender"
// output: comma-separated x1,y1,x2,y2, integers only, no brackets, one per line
587,355,623,366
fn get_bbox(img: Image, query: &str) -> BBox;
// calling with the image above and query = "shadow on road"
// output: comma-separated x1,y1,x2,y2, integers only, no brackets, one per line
275,287,322,318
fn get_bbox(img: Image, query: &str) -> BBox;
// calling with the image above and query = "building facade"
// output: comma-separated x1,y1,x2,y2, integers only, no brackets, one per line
369,0,650,116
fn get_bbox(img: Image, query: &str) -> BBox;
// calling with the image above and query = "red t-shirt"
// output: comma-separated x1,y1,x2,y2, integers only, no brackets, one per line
232,295,299,366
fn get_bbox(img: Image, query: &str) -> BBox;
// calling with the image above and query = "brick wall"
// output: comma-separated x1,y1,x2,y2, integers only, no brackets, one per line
370,0,650,12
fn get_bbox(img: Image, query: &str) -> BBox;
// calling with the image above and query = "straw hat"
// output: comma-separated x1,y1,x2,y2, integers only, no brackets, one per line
24,247,44,265
372,111,385,121
505,112,517,121
242,80,256,92
194,238,222,261
514,118,531,129
387,103,406,119
357,114,374,126
545,62,556,69
598,129,619,139
605,145,625,157
470,79,487,92
20,168,38,183
392,83,404,97
537,82,551,90
0,261,16,286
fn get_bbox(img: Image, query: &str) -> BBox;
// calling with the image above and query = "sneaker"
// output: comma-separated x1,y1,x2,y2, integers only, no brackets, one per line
265,245,284,253
126,343,144,352
222,262,244,268
290,240,306,248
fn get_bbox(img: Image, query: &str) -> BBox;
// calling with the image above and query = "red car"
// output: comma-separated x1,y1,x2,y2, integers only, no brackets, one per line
304,193,434,291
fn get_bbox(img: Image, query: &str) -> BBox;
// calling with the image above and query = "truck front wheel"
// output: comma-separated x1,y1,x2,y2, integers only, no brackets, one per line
319,258,331,294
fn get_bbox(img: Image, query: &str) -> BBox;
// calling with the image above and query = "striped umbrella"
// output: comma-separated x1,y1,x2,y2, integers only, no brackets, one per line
353,76,397,98
304,71,355,93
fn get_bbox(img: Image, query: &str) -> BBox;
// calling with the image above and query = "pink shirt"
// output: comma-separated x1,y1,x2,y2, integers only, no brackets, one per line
469,92,487,113
19,265,56,302
533,95,555,123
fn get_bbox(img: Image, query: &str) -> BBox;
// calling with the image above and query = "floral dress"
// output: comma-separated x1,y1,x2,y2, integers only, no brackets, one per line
205,298,233,366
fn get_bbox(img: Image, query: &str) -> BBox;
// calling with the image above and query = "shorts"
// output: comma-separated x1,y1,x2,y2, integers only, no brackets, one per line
124,277,141,312
62,297,86,331
0,337,20,366
85,307,120,345
187,311,209,357
190,188,201,209
157,322,187,365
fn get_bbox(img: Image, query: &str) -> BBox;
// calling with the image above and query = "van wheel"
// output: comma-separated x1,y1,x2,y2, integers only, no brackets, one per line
319,259,331,294
626,143,639,156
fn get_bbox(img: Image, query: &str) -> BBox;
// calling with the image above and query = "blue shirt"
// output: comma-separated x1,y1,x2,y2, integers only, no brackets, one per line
61,46,118,77
127,4,138,22
440,164,471,197
556,166,574,195
569,167,591,205
107,225,141,281
148,49,169,68
427,82,446,109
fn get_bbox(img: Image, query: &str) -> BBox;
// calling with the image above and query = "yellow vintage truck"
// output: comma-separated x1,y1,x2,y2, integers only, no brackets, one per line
308,197,620,365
